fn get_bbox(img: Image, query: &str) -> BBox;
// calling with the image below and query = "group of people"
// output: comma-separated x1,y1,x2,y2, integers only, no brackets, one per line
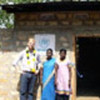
13,38,72,100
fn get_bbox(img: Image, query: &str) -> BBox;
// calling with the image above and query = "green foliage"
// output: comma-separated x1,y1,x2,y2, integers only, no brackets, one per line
0,0,41,28
0,9,14,28
0,0,62,29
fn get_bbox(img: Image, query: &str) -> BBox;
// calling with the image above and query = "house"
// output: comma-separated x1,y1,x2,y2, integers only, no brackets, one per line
1,1,100,100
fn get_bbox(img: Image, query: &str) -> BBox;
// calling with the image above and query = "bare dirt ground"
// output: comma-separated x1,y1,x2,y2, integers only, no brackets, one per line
76,97,100,100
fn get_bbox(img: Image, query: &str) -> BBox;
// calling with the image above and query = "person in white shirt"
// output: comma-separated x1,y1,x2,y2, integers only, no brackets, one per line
13,38,41,100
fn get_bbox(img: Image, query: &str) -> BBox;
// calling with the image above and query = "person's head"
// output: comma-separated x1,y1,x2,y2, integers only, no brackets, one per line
27,38,35,50
46,48,53,60
59,49,67,60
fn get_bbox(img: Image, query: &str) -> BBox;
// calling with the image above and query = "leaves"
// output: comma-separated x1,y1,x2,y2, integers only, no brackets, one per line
0,8,14,28
0,0,63,29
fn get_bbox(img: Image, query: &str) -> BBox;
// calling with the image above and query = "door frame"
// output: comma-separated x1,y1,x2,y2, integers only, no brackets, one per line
72,33,100,100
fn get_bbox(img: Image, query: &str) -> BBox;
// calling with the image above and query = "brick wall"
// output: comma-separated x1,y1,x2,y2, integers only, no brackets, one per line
0,11,100,100
15,11,100,29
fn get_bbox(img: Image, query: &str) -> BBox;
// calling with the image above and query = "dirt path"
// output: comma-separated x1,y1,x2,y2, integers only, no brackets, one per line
76,97,100,100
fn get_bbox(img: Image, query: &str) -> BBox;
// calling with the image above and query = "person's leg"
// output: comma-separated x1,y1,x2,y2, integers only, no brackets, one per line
56,94,63,100
27,74,36,100
64,95,69,100
55,94,59,100
20,73,28,100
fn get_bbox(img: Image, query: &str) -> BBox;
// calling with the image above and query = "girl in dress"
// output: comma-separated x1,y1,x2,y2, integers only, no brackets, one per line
55,49,72,100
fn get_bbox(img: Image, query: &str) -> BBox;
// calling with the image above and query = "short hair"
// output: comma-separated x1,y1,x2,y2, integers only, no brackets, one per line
47,48,53,54
60,48,67,54
28,38,35,42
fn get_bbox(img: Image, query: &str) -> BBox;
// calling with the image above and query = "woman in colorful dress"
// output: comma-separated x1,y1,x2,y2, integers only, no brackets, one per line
40,48,56,100
55,49,72,100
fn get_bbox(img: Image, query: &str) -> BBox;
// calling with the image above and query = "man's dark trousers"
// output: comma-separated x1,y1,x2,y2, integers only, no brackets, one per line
20,72,36,100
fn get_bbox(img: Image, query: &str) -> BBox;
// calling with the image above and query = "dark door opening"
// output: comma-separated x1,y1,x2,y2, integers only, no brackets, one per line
76,37,100,97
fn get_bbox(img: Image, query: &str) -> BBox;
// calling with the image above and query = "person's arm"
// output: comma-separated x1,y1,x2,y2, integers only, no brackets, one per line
40,67,43,86
35,54,42,74
13,51,24,67
36,54,41,69
55,63,58,86
68,64,72,88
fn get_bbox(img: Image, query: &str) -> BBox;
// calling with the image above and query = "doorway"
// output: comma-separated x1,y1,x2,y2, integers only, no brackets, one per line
75,36,100,97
